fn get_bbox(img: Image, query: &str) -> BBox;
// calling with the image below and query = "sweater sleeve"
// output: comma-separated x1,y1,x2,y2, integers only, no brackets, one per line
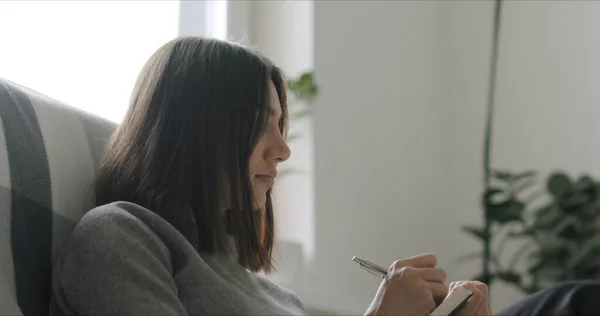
51,206,188,316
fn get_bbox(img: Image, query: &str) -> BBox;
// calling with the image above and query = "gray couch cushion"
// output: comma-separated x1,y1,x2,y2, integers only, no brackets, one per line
0,78,117,315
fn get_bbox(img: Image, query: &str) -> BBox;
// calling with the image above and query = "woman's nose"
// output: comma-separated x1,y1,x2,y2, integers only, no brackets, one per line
269,135,291,163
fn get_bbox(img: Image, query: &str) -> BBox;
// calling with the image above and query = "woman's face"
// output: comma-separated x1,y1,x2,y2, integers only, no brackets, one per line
249,81,291,209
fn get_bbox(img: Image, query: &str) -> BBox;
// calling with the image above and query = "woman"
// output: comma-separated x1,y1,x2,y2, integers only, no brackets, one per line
49,36,491,315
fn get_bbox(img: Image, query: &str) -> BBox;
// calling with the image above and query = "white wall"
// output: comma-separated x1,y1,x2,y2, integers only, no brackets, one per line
299,0,600,314
307,1,467,313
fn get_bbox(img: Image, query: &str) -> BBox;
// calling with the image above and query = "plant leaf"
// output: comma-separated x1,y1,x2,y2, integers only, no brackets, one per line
552,215,581,238
496,271,522,285
298,72,314,87
515,178,538,192
483,187,510,206
531,266,564,282
461,225,488,241
484,187,507,200
493,170,536,183
533,203,554,217
566,234,600,270
573,175,595,192
547,172,572,199
487,200,525,224
532,204,561,229
287,78,296,90
513,170,537,182
472,273,495,285
288,72,319,102
287,71,319,103
562,193,591,210
524,189,545,204
493,170,513,181
507,227,536,238
528,242,569,268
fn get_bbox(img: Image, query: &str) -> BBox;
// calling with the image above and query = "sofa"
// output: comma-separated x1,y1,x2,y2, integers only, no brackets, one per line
0,77,116,315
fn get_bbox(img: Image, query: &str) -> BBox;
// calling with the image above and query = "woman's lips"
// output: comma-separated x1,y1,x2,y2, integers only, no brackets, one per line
255,174,275,188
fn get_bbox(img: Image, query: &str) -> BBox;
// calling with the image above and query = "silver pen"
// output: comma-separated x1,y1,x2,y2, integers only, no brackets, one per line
352,256,388,278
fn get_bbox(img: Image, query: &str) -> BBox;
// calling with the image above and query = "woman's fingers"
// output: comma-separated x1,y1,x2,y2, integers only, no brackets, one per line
473,281,492,314
392,253,438,270
454,281,485,316
418,267,447,283
449,281,459,291
390,266,448,305
429,281,450,305
392,267,446,283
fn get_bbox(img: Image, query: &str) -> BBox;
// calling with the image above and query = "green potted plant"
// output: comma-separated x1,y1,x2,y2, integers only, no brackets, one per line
461,170,600,294
286,71,319,142
459,0,600,293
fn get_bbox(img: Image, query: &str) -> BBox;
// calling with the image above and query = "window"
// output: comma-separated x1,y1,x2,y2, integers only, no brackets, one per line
0,0,227,122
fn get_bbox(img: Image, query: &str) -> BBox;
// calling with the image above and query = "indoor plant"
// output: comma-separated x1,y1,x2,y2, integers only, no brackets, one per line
459,0,600,293
461,170,600,294
286,71,319,142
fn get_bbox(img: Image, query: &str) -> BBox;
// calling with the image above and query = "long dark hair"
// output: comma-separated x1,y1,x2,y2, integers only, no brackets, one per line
95,37,288,272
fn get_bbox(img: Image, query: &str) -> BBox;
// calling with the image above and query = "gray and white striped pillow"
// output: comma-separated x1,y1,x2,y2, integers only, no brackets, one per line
0,78,116,315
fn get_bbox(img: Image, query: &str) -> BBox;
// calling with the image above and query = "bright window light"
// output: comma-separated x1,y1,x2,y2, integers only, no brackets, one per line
206,0,228,40
0,1,180,123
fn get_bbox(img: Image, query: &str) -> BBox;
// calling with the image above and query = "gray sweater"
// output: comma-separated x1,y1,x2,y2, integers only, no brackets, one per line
50,201,306,315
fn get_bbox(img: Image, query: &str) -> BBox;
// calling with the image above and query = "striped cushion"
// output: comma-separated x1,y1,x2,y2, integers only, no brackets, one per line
0,78,116,315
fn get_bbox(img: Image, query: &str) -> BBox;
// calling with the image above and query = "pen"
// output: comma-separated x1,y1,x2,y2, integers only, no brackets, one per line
352,256,388,278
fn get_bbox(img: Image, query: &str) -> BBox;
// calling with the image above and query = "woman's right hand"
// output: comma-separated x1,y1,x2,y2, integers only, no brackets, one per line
365,253,448,316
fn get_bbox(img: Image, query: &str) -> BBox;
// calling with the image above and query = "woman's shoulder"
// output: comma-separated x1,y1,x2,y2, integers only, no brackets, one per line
51,201,190,315
77,201,158,230
59,201,173,262
66,201,194,257
254,273,306,312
